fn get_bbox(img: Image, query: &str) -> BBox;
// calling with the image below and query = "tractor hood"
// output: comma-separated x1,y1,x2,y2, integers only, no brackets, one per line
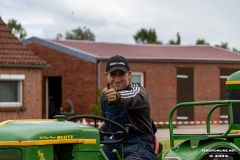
0,116,99,146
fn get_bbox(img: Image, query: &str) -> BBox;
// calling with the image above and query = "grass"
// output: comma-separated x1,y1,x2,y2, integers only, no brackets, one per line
160,140,170,156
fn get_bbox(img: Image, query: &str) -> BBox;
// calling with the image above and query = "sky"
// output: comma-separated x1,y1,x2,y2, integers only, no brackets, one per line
0,0,239,49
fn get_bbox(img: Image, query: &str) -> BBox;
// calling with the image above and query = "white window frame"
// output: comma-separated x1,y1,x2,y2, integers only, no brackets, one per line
0,74,25,107
131,72,144,87
220,75,229,79
177,74,188,78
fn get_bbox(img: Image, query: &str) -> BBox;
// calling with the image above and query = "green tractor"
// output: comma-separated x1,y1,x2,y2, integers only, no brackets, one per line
163,70,240,160
163,100,240,160
0,115,130,160
1,71,240,160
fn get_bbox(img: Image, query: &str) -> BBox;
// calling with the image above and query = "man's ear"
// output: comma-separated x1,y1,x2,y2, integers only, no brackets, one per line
127,70,132,78
128,70,132,76
105,72,108,76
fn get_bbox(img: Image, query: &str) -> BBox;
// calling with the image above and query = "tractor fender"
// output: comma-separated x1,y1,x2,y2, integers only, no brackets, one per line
163,139,240,160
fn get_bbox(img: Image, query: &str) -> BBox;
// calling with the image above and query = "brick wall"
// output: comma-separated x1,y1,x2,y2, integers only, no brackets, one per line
24,42,240,123
100,61,240,122
99,61,177,122
27,44,97,116
0,67,43,121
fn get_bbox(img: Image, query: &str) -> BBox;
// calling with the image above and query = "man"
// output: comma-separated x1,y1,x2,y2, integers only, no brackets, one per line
100,55,158,160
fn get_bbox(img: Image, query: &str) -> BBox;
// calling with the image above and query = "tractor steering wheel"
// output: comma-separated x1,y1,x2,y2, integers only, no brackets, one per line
67,115,128,144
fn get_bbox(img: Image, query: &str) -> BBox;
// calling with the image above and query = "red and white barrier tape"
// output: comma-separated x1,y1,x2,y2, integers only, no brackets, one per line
75,119,229,126
154,120,228,125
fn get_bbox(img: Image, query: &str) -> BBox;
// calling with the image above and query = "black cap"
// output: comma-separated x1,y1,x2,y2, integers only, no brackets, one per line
106,55,130,73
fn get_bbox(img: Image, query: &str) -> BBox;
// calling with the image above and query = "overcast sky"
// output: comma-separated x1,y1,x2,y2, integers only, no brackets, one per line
1,0,239,49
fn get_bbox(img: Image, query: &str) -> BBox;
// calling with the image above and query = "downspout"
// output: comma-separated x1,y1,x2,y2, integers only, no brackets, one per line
97,60,102,89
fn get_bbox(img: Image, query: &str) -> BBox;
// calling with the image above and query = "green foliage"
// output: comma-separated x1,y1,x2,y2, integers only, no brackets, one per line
195,39,209,45
57,26,95,41
133,28,162,44
155,124,177,129
233,47,240,53
215,42,229,50
133,28,239,53
7,19,27,41
90,89,103,116
91,104,103,116
56,33,63,40
168,32,181,45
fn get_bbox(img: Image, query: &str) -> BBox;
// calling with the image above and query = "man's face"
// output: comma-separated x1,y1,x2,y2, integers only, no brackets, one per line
105,69,131,91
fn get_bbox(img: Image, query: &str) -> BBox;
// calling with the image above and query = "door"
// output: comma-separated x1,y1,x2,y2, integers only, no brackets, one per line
46,77,62,118
177,68,194,121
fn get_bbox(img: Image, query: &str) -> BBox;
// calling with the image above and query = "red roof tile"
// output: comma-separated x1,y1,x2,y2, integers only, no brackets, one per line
50,39,240,63
0,17,49,67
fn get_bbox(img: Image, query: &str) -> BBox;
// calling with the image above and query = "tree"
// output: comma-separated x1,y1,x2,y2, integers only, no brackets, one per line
56,33,63,40
168,32,181,45
7,19,27,41
57,26,95,41
90,89,102,116
195,39,209,45
133,28,162,44
215,42,229,50
233,47,240,53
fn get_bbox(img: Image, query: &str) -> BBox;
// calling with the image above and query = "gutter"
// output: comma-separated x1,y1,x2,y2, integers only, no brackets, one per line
103,58,240,64
97,60,102,89
23,37,97,63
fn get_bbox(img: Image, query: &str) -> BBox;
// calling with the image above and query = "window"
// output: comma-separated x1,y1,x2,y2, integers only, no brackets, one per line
0,74,25,107
131,72,144,87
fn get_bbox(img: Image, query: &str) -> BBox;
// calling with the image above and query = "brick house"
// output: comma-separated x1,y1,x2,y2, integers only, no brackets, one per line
0,18,49,122
23,37,240,123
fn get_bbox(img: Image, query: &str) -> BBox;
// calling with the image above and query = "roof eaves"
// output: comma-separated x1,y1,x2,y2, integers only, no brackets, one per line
121,58,240,64
23,37,98,63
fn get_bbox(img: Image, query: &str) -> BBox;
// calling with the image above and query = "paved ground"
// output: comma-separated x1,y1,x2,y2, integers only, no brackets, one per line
155,124,229,140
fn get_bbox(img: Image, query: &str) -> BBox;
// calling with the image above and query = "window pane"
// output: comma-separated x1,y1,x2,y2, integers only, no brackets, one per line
0,81,19,102
131,75,141,84
131,74,142,86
